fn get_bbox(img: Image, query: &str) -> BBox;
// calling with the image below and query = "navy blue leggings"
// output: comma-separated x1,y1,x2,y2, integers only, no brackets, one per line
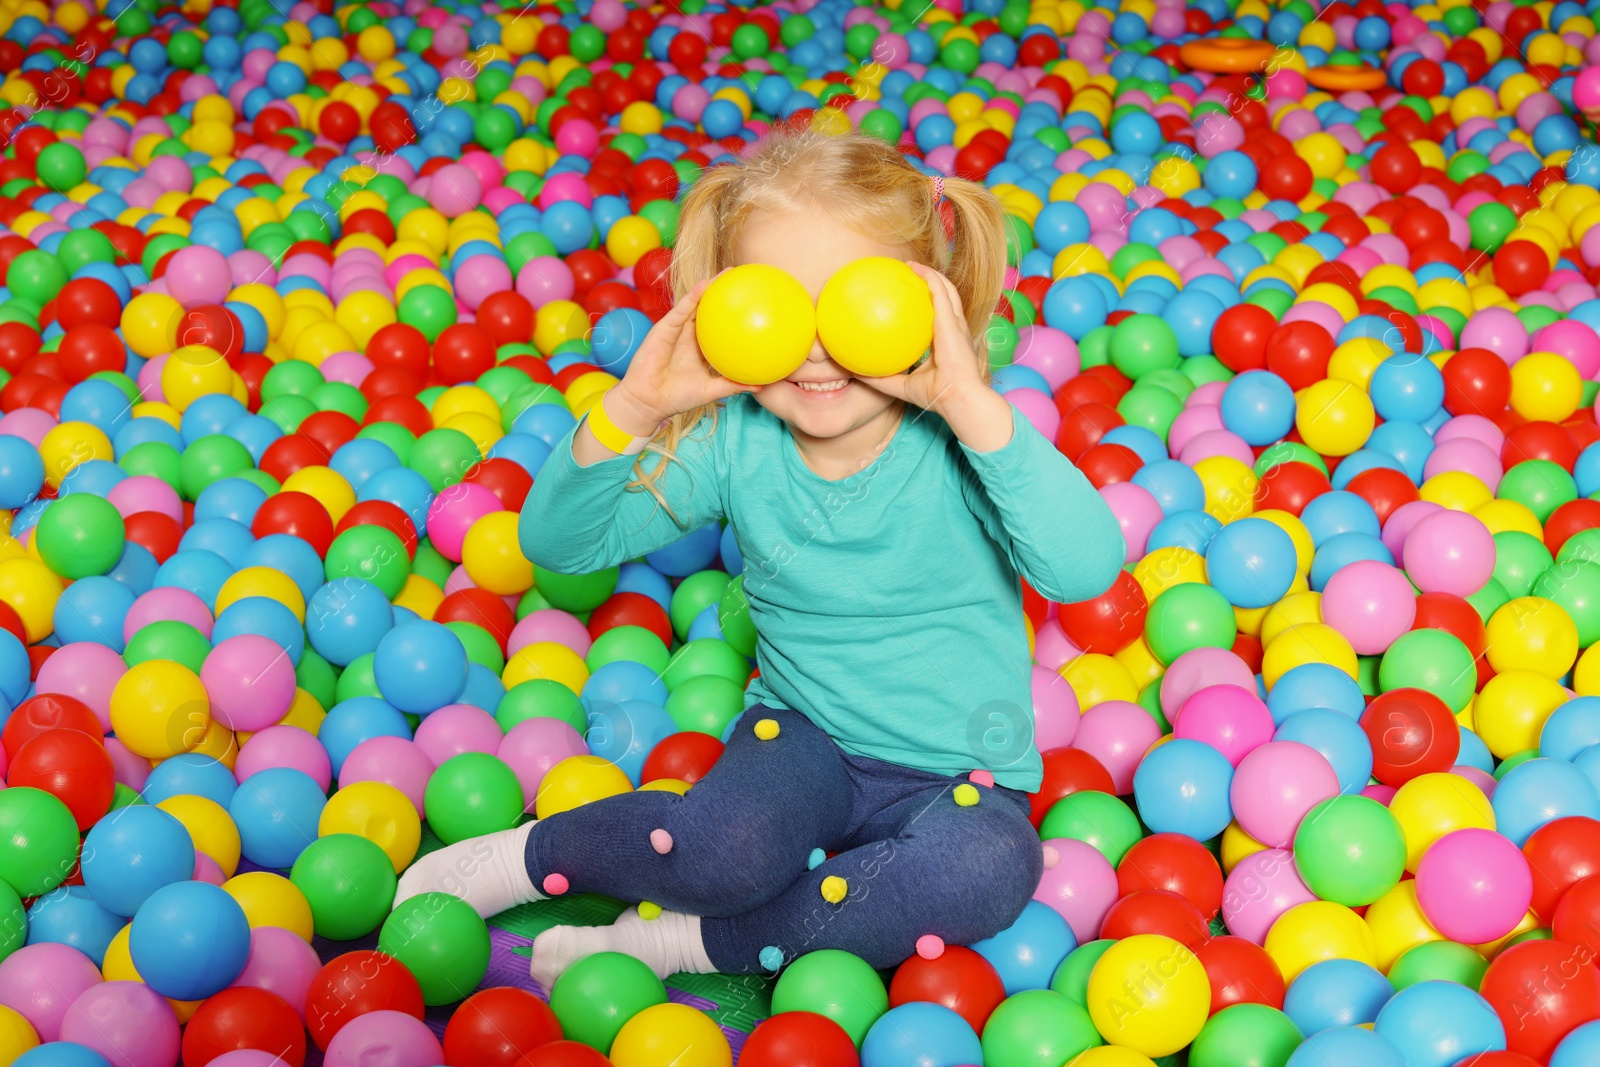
525,706,1043,973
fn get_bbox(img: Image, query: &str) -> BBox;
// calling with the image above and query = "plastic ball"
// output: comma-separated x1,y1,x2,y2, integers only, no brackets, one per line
815,257,933,377
695,265,817,386
1085,934,1210,1057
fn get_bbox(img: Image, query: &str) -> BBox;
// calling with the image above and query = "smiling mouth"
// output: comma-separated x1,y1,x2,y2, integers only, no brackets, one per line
790,379,851,393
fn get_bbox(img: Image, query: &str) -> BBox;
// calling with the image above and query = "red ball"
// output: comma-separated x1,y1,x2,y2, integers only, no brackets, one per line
123,510,183,564
1343,466,1419,526
334,500,418,558
1526,817,1600,920
1029,747,1115,828
305,951,426,1050
442,987,562,1067
53,278,121,330
739,1011,860,1067
1503,420,1579,471
1479,939,1600,1062
433,324,497,384
1453,1054,1544,1067
1056,570,1147,656
180,987,306,1067
175,304,245,362
1544,498,1600,557
251,491,335,557
1116,833,1224,919
477,291,535,347
1076,443,1143,488
1099,889,1211,950
297,411,360,457
1211,304,1278,373
364,395,434,439
1553,873,1600,963
1369,143,1421,195
1258,155,1312,201
1443,347,1511,417
259,434,331,484
587,593,673,647
1265,321,1335,391
1411,592,1486,659
1195,935,1285,1014
465,457,534,511
0,321,40,372
1360,687,1459,786
55,324,126,383
1253,461,1332,517
368,323,432,379
9,728,114,830
433,589,517,652
1493,240,1551,296
639,732,724,785
1055,401,1123,463
887,945,1006,1035
514,1042,613,1067
2,694,102,760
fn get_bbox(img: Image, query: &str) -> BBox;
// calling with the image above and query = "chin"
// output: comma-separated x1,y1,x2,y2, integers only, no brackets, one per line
756,379,897,441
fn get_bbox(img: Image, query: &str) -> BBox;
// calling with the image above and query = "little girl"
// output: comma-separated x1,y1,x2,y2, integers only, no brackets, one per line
397,130,1125,988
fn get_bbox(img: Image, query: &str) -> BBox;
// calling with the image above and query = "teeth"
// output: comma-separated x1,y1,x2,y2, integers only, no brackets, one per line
794,380,849,392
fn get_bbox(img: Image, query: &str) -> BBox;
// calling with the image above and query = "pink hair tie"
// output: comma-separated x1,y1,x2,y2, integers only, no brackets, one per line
931,174,954,241
930,174,945,203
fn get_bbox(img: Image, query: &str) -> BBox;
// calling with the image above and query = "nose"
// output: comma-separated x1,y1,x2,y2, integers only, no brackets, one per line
805,331,829,363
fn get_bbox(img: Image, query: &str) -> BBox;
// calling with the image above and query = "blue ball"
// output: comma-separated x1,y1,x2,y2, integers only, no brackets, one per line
229,767,327,869
1369,353,1445,424
1132,459,1206,516
1204,517,1297,609
1033,201,1090,255
1287,1026,1407,1067
1276,709,1373,796
306,578,396,667
1042,276,1108,339
1553,1019,1600,1067
329,439,400,492
1309,533,1393,591
1299,490,1381,546
24,886,124,967
14,1045,113,1067
1540,696,1600,761
320,697,412,777
591,308,653,376
142,753,237,808
860,1003,982,1067
1221,371,1296,447
584,699,676,786
1204,151,1258,198
80,805,196,918
373,620,469,715
1162,290,1226,358
582,660,669,710
1373,981,1505,1067
1147,510,1221,555
52,576,135,651
193,478,269,528
1267,662,1367,723
970,900,1076,995
1284,959,1394,1036
1132,738,1234,840
128,881,251,1001
1111,111,1162,154
615,561,673,611
1492,757,1600,847
242,534,326,602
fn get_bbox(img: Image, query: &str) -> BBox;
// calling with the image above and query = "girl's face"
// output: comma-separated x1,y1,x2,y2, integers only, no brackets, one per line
731,209,908,446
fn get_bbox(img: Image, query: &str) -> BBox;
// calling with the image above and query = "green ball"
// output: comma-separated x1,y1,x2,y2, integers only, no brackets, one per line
859,107,903,144
533,565,619,614
55,229,116,275
716,575,757,657
260,393,317,434
664,675,746,735
1466,576,1511,623
1531,557,1600,649
988,315,1020,369
1388,939,1488,991
297,649,338,711
1188,1004,1303,1067
289,833,397,940
1050,940,1115,1007
120,441,182,494
733,22,771,58
1145,582,1238,665
1292,796,1406,907
1038,791,1143,866
1376,628,1476,712
662,638,749,690
473,107,519,152
35,493,124,579
377,893,491,1006
1109,315,1181,379
398,284,458,343
1494,530,1555,598
940,37,981,75
497,679,587,734
357,422,416,466
408,428,481,492
770,949,888,1046
262,359,324,400
446,622,504,674
336,653,381,703
1498,460,1576,523
6,251,66,304
669,570,730,638
549,950,667,1052
413,539,455,588
180,434,255,500
35,142,86,192
979,989,1101,1067
125,621,211,674
326,526,410,599
1118,383,1184,439
423,753,524,844
587,626,669,674
166,29,203,67
1468,202,1518,253
0,787,79,898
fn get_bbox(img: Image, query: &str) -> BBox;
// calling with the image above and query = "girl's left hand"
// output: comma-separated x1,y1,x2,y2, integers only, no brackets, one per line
856,262,990,418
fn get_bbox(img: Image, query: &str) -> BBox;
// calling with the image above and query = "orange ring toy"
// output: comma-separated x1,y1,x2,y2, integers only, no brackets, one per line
1179,37,1277,73
1304,65,1387,91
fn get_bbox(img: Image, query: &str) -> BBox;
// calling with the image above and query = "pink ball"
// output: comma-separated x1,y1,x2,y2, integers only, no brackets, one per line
1381,499,1443,561
455,256,513,312
413,704,503,765
0,943,103,1042
194,852,226,886
339,736,436,816
1173,684,1275,766
1229,740,1341,848
1320,560,1418,656
1034,838,1117,942
516,256,575,307
1072,700,1162,794
1532,319,1600,378
1031,618,1082,672
426,483,504,562
105,737,150,791
202,634,297,732
210,1053,291,1067
230,926,322,1021
324,1010,444,1067
1458,305,1528,362
1573,65,1600,113
164,245,232,308
1007,388,1060,443
60,981,181,1067
508,609,593,658
428,163,483,217
1221,848,1318,945
1402,510,1496,596
1159,648,1255,720
106,475,182,521
1032,664,1081,752
537,172,593,210
1014,326,1080,390
235,725,332,791
125,588,212,643
497,717,589,805
1414,827,1532,944
34,642,124,731
1100,482,1162,561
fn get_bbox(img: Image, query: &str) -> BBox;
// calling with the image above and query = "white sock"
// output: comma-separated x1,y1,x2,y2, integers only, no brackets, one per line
394,823,542,919
530,907,716,990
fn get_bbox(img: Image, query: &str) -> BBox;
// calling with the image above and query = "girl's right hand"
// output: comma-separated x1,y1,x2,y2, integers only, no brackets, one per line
603,279,759,436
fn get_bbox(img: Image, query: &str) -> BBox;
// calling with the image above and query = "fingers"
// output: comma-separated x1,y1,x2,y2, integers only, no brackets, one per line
707,377,762,403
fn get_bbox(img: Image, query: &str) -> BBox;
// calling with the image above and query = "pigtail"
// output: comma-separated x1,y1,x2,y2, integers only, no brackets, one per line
932,176,1010,361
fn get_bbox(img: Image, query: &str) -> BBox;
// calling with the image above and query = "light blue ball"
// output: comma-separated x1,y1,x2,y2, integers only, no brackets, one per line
971,900,1076,995
306,579,395,668
1540,696,1600,761
79,805,196,918
1284,959,1394,1036
319,697,412,777
1132,738,1234,840
1552,1019,1600,1067
128,881,251,1001
1276,709,1373,796
1268,662,1368,723
1287,1027,1407,1067
860,1002,982,1067
142,754,236,808
1369,353,1445,424
1221,370,1296,447
24,886,124,967
14,1045,113,1067
1492,757,1600,847
582,660,669,710
374,620,469,715
1372,980,1505,1067
1203,516,1297,609
584,699,676,786
229,767,326,869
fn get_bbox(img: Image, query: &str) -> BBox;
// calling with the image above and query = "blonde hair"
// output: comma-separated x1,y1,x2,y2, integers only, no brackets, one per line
631,128,1011,506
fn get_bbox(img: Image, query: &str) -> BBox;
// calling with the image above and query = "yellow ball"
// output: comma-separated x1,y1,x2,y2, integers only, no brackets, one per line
39,420,112,489
1264,900,1377,983
609,1003,732,1067
534,299,590,356
1059,652,1138,709
605,216,663,268
1364,880,1443,972
1067,1050,1158,1067
1295,379,1375,456
1473,669,1567,759
336,291,398,347
534,755,633,818
1388,771,1496,871
160,345,234,411
0,558,62,643
0,1004,36,1065
1260,623,1358,689
1221,819,1269,873
110,660,212,759
281,466,355,524
1192,456,1257,522
503,641,589,694
692,264,818,386
222,871,315,941
1484,596,1578,678
462,511,534,596
216,565,308,622
122,292,181,357
1509,351,1582,422
815,257,933,378
318,780,421,873
1085,934,1210,1057
156,793,242,876
102,924,203,1023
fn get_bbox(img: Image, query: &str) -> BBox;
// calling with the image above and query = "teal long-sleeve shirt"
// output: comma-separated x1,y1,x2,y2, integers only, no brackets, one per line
518,394,1124,792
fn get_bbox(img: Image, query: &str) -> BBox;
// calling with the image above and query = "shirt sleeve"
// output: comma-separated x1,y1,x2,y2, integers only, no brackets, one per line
956,404,1126,604
518,410,728,574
